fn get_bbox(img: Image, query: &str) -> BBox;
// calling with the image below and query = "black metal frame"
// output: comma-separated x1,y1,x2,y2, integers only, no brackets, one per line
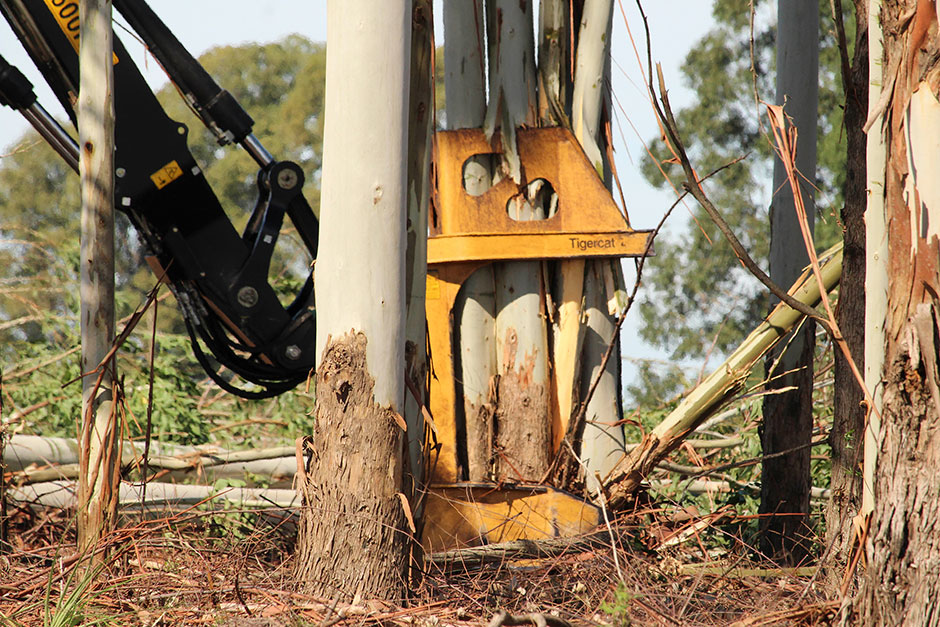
0,0,319,397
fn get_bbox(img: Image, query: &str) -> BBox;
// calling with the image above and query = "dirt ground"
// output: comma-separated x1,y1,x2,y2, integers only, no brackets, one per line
0,498,843,626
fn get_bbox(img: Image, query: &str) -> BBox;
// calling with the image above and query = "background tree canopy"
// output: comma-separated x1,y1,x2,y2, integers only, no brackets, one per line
627,0,851,406
0,36,327,444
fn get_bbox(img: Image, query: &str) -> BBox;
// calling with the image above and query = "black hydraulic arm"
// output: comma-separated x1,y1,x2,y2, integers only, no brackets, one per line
0,0,320,397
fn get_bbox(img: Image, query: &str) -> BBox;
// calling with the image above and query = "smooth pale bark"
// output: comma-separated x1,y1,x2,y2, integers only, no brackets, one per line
294,0,411,601
759,0,818,565
310,3,410,407
404,0,432,484
443,0,486,128
444,0,497,481
824,0,868,584
571,0,613,175
606,245,843,509
577,262,623,485
77,0,119,555
454,272,498,480
862,0,887,519
484,0,538,182
854,3,940,619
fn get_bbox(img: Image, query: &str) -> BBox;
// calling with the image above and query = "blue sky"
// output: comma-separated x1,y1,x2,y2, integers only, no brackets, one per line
0,1,716,393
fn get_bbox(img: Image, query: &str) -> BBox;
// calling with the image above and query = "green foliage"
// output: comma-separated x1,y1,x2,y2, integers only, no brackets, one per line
0,553,131,627
600,583,639,626
634,0,853,405
624,359,691,409
0,37,324,449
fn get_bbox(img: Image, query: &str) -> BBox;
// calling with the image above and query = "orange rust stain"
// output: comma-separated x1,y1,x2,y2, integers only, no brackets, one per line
501,327,518,370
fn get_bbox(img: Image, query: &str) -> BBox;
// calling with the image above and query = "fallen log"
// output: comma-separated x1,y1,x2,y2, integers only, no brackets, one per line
10,479,299,511
605,243,843,509
4,435,296,487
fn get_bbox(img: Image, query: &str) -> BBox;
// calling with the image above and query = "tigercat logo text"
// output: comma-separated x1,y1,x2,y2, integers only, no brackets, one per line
42,0,119,63
568,236,617,251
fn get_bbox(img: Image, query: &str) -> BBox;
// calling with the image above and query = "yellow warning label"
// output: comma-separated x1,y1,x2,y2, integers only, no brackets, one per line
43,0,119,64
150,161,183,189
426,271,441,300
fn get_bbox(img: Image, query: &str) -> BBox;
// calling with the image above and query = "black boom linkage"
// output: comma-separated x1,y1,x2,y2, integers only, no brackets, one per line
0,0,318,398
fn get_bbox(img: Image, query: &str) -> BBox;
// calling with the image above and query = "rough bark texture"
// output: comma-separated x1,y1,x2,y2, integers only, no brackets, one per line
462,395,495,478
294,333,409,601
824,0,868,583
854,2,940,620
854,311,940,625
759,0,819,565
494,324,552,481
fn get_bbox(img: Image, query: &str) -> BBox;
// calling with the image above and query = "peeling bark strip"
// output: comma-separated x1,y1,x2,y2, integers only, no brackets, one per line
294,333,409,601
854,1,940,622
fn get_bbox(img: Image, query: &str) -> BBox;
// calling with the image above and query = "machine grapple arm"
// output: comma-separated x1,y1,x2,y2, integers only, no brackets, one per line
0,0,319,397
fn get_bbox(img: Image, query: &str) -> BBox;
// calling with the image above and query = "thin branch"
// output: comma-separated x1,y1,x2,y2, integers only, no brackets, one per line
651,64,828,326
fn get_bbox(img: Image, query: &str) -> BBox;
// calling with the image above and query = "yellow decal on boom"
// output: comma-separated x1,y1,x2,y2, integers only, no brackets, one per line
150,161,183,190
42,0,119,64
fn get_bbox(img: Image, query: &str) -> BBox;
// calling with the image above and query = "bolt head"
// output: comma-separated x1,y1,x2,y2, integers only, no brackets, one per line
285,345,302,360
276,168,299,190
236,286,259,308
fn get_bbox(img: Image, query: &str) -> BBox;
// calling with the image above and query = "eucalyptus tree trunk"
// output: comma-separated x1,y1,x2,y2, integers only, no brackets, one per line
824,0,868,583
853,1,940,622
862,0,887,521
444,0,497,481
293,0,412,601
77,0,119,556
486,0,552,481
759,0,818,565
569,0,625,485
404,0,432,486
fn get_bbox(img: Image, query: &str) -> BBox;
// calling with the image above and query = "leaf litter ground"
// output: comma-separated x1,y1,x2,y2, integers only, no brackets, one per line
0,492,842,626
